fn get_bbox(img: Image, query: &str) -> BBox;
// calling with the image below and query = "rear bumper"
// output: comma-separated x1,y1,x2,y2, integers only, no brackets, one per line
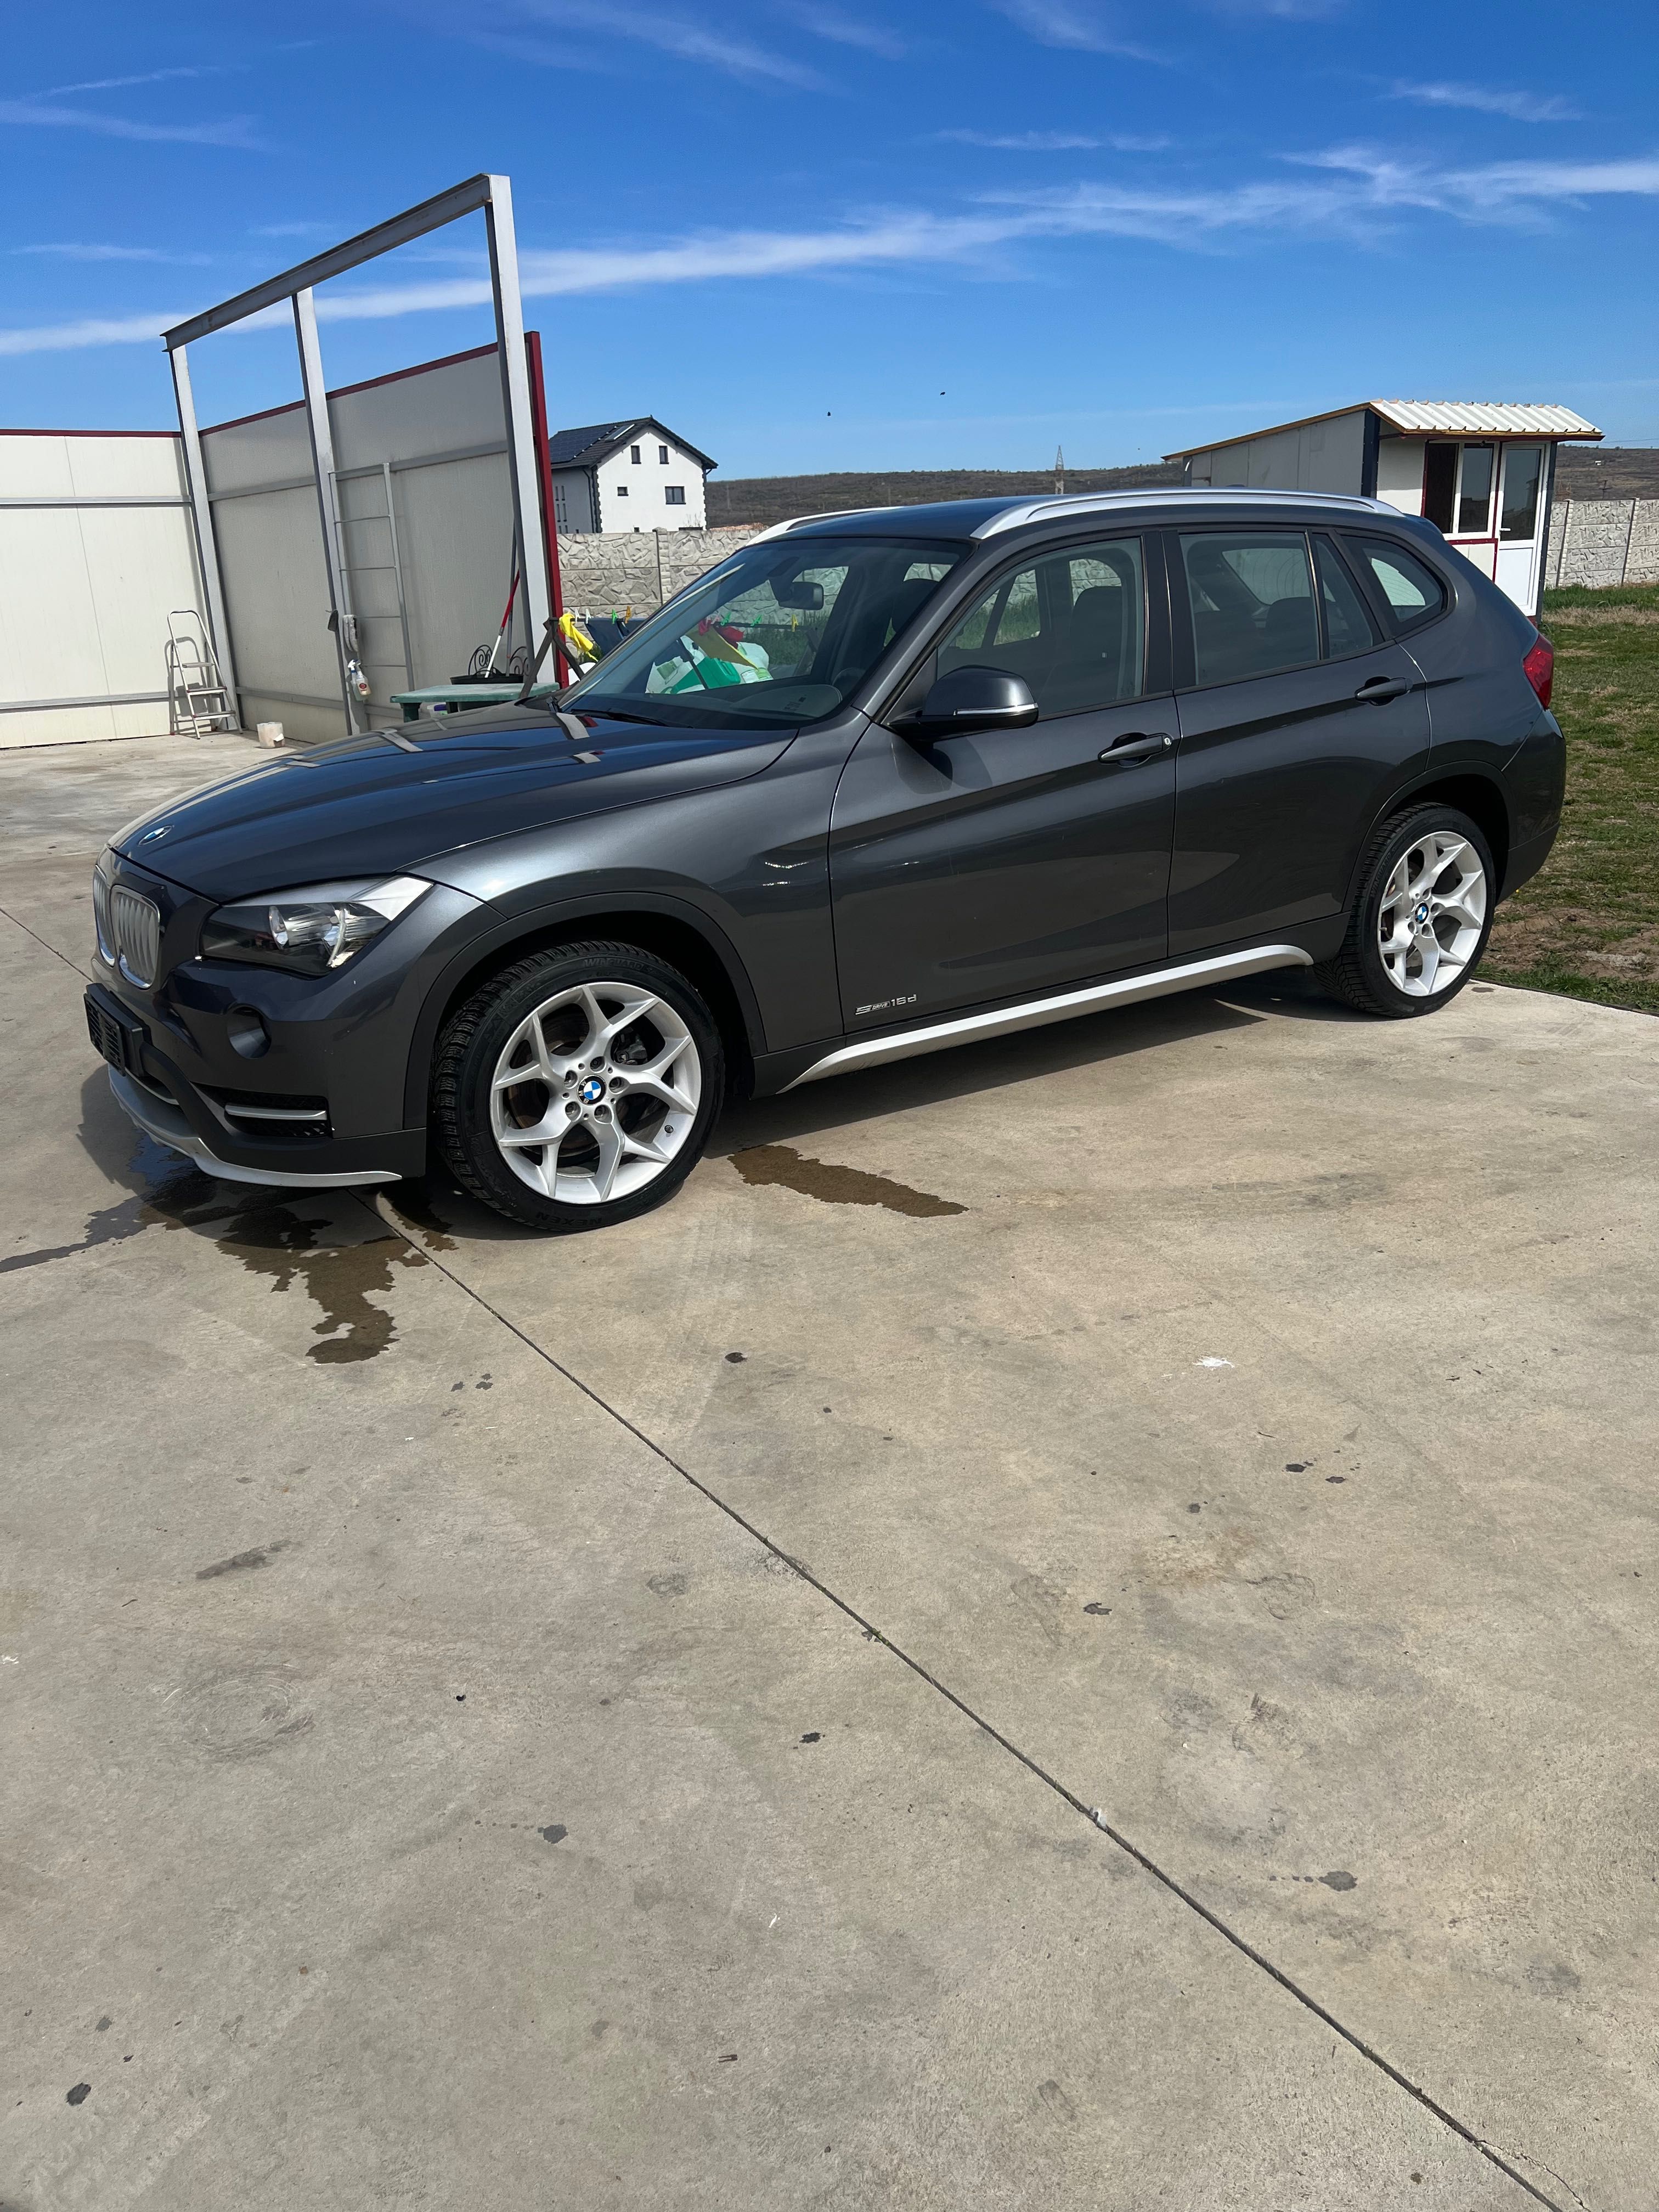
1502,822,1559,902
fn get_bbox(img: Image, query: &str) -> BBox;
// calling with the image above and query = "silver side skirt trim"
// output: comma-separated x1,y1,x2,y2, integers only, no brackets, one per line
108,1068,402,1189
781,945,1314,1091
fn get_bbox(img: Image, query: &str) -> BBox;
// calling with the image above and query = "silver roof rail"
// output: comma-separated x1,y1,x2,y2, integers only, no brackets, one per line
974,488,1391,538
746,505,900,544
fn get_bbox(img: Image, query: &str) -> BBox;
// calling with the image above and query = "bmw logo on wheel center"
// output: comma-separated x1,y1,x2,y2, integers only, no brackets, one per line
580,1077,606,1105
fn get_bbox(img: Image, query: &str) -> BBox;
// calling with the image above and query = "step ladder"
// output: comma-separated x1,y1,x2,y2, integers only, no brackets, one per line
165,610,236,736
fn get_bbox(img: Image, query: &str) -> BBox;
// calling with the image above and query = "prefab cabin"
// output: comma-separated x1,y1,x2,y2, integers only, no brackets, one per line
1166,402,1602,618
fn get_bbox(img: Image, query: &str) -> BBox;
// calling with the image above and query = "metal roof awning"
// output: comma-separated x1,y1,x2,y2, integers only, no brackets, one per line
1165,399,1602,460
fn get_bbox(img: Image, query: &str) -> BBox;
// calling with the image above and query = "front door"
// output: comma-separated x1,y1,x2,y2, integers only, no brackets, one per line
830,534,1176,1029
1167,527,1432,955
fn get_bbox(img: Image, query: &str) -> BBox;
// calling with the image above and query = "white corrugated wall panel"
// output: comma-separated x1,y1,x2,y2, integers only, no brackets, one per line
0,432,206,747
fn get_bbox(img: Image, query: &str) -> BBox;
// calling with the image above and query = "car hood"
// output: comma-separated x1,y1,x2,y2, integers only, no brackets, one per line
111,708,795,901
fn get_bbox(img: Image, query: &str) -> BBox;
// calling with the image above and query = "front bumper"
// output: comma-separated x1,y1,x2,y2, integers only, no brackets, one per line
85,855,489,1189
106,1061,404,1189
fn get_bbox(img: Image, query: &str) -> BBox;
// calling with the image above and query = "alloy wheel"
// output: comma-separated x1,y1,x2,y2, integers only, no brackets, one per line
489,980,702,1204
1376,832,1488,999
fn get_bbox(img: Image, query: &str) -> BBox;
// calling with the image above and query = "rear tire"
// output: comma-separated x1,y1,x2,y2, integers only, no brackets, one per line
1314,805,1495,1018
432,940,724,1232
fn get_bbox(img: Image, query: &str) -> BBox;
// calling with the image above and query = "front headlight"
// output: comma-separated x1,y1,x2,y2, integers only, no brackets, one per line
201,876,431,976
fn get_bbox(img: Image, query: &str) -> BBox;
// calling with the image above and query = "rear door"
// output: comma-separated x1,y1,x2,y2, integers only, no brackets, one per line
1167,527,1432,956
830,533,1177,1028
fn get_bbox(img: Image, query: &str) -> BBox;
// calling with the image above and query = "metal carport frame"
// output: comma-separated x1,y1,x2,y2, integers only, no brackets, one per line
162,174,551,735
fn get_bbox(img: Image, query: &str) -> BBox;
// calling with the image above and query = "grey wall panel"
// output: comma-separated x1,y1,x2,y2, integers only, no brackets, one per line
394,453,520,687
201,405,311,495
331,351,505,472
211,485,341,732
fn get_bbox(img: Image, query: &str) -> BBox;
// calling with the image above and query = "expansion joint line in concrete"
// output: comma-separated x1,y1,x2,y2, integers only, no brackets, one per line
368,1194,1570,2212
0,900,92,981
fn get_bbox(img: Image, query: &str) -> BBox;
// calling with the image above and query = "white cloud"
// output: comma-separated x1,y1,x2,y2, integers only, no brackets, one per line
252,220,341,238
1389,80,1581,125
938,129,1102,149
1290,144,1659,219
0,98,259,146
989,0,1166,61
465,2,826,87
8,145,1659,356
936,128,1170,150
0,312,184,357
774,1,906,57
12,242,215,263
43,66,236,95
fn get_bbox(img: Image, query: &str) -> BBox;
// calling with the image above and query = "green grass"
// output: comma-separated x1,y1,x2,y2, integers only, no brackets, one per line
1479,584,1659,1013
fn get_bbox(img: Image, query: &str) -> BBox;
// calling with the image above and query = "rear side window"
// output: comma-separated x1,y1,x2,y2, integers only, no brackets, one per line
938,537,1145,715
1313,536,1380,657
1180,532,1318,687
1352,538,1448,634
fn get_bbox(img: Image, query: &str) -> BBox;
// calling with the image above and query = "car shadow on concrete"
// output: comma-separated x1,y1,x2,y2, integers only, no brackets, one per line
70,969,1374,1257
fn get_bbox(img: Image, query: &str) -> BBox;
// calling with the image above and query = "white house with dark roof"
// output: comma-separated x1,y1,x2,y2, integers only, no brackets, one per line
547,417,716,534
1166,400,1602,617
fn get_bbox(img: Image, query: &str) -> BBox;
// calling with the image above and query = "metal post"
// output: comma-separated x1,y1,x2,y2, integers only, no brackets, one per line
483,176,552,650
293,289,359,733
381,460,416,687
169,344,240,714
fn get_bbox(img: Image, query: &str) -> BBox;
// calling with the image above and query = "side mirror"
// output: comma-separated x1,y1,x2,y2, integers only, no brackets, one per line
899,664,1038,737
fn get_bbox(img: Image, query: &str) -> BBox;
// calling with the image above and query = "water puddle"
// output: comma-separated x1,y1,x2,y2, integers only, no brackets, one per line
730,1143,965,1218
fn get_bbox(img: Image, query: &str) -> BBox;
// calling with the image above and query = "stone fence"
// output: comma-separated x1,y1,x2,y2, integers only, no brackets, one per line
555,528,760,618
1543,500,1659,591
552,507,1659,614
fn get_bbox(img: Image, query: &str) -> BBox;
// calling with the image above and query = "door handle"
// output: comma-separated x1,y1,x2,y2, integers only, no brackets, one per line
1355,676,1410,704
1098,732,1174,763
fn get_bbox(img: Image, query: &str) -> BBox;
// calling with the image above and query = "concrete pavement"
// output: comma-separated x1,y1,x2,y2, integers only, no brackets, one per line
4,731,1656,2210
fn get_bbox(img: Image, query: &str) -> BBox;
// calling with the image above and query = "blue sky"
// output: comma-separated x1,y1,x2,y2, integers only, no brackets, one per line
4,0,1658,473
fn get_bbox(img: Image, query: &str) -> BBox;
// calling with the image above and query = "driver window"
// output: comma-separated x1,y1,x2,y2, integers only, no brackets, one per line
936,537,1144,718
1180,532,1318,687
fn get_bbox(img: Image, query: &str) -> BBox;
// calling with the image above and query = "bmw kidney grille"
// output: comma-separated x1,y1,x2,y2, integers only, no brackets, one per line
111,886,162,988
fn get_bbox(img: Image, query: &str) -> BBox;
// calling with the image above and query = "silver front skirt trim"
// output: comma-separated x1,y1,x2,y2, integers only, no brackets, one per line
782,944,1314,1091
108,1068,402,1189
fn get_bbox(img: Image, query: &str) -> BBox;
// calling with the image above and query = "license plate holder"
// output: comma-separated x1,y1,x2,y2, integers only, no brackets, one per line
85,984,148,1075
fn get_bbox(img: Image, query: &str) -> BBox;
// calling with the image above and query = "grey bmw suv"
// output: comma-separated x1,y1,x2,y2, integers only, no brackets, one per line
87,488,1562,1231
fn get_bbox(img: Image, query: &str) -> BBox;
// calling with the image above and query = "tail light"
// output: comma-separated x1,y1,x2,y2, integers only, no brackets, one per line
1523,630,1554,711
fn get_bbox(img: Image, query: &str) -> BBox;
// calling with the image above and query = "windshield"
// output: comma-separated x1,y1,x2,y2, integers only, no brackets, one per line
560,534,967,729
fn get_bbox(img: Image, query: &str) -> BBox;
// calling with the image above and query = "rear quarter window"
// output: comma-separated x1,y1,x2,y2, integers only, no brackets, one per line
1351,537,1449,635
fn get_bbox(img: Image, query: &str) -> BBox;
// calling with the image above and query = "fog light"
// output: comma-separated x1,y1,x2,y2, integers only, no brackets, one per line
227,1006,270,1059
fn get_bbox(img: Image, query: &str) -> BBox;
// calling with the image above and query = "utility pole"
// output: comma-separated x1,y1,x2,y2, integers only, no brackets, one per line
1054,444,1066,495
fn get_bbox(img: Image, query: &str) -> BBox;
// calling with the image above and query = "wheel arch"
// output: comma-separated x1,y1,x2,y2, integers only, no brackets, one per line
403,898,764,1130
1350,771,1512,915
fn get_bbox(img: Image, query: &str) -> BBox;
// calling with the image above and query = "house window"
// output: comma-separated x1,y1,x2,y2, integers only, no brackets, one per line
630,445,641,465
615,483,629,497
664,485,686,506
658,444,669,465
553,482,569,530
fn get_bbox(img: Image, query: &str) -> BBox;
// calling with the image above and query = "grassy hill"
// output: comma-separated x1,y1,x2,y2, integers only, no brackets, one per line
705,462,1182,529
705,449,1658,528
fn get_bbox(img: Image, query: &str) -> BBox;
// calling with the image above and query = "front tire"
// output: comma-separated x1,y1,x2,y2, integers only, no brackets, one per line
432,941,724,1231
1316,805,1495,1018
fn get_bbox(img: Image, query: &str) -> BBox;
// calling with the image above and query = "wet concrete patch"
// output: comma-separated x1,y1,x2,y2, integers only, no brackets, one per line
37,1132,426,1362
730,1144,966,1218
197,1542,290,1582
